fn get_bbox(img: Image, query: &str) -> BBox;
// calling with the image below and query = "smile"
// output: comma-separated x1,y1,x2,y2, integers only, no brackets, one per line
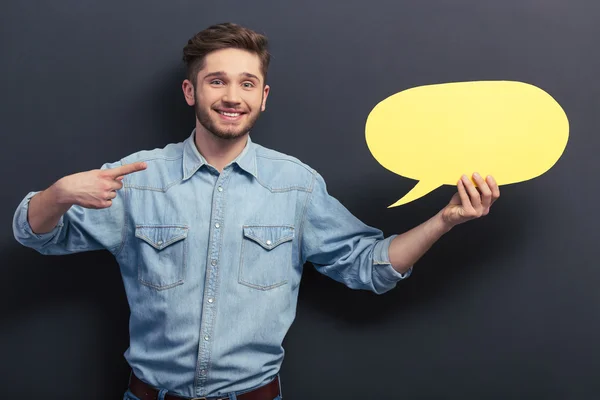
214,109,247,121
218,111,241,117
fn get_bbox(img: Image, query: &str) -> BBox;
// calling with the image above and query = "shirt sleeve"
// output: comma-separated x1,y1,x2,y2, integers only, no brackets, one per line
300,172,412,294
12,161,127,256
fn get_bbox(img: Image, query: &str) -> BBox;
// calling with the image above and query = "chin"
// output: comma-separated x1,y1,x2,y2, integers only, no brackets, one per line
196,109,258,141
210,128,248,140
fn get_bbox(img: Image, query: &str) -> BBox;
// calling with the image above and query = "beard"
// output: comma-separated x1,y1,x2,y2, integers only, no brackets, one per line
194,95,262,141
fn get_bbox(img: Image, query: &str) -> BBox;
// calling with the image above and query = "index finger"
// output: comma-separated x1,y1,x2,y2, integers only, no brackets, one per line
486,175,500,201
105,162,147,178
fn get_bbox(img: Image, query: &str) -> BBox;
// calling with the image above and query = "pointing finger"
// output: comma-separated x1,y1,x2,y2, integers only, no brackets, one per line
105,162,147,178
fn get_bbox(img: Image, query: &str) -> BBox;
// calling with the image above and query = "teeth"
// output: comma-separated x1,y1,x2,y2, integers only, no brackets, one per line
219,111,241,117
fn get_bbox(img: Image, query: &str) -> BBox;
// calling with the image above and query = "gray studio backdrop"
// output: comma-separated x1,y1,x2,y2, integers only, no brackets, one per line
2,0,599,398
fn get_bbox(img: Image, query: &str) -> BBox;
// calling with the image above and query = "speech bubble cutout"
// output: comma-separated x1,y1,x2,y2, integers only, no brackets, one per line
365,81,569,207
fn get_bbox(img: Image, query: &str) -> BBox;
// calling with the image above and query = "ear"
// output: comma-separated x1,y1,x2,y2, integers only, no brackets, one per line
261,84,270,112
182,79,196,106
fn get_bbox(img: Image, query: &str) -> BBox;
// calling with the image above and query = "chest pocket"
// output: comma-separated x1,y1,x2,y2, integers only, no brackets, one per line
239,225,294,290
135,224,188,290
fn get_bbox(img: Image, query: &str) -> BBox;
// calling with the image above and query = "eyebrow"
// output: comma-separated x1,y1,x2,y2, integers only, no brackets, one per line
204,71,261,82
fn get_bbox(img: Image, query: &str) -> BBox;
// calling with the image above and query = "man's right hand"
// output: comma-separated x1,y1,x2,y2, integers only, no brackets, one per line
51,161,147,209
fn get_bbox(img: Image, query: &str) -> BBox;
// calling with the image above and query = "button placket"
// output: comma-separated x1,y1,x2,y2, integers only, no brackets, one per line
194,170,231,395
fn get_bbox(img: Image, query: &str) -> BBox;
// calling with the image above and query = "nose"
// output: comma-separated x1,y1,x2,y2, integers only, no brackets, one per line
222,85,241,105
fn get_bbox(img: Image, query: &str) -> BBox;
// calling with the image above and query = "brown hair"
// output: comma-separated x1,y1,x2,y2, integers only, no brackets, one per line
183,22,270,86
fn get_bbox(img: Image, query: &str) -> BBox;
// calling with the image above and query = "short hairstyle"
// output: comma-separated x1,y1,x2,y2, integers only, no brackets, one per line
183,22,270,86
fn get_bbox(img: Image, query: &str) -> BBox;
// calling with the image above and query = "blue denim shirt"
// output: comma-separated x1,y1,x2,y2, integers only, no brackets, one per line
13,130,411,398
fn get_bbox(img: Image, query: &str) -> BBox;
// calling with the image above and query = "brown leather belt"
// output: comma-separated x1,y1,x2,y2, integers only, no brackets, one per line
129,373,280,400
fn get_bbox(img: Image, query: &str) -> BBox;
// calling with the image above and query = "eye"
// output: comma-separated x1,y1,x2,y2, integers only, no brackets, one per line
210,79,224,85
242,81,255,88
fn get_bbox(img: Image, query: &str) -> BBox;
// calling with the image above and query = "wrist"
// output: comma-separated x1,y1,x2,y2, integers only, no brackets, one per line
48,178,75,206
435,209,455,234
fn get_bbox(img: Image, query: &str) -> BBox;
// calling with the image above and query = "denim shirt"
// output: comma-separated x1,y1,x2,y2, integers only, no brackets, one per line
13,130,411,398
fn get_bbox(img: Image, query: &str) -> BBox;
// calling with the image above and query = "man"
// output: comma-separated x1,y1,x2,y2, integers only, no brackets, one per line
13,22,499,400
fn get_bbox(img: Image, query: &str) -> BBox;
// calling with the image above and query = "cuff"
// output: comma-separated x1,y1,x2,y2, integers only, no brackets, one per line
373,234,413,281
14,191,64,242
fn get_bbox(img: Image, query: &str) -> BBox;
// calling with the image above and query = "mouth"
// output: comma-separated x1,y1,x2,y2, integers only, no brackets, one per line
214,109,247,121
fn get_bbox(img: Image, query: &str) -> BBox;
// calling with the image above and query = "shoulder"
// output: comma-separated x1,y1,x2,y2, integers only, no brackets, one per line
253,143,320,193
118,141,185,191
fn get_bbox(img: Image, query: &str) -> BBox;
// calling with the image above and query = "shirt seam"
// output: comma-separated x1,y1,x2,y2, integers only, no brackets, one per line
255,153,315,174
113,160,128,257
297,171,317,265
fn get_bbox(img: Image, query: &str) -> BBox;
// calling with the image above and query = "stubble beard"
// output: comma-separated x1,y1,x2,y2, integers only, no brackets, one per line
194,94,262,141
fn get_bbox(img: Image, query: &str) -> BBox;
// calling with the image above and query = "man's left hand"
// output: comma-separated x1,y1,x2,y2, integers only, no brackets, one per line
441,173,500,228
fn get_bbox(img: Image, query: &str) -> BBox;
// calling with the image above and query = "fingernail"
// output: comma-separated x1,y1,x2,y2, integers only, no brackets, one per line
474,172,481,178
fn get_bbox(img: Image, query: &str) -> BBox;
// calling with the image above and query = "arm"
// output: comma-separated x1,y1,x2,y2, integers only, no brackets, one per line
301,172,410,294
27,184,77,235
13,161,146,255
388,173,500,274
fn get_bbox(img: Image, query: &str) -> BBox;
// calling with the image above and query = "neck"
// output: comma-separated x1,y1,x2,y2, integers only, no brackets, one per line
194,123,248,173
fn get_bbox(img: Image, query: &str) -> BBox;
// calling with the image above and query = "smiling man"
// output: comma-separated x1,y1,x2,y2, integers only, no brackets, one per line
192,66,266,139
13,22,499,400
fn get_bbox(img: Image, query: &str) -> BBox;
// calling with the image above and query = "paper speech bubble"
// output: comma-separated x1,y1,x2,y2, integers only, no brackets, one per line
365,81,569,207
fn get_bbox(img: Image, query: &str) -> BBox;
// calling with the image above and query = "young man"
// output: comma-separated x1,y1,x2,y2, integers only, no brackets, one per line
13,22,499,400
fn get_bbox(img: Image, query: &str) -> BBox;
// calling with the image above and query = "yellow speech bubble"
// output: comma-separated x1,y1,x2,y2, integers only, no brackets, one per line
365,81,569,207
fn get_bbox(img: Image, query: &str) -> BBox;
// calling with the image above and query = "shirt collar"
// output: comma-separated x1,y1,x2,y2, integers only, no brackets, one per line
182,129,258,181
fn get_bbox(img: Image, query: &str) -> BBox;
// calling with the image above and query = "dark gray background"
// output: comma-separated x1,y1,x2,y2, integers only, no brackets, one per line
2,0,599,398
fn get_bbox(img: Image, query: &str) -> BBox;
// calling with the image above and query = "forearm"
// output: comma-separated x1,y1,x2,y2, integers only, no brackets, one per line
388,210,453,274
28,183,72,234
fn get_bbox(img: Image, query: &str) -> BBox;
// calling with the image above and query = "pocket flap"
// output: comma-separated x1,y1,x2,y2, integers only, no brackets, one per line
135,225,189,250
243,225,294,250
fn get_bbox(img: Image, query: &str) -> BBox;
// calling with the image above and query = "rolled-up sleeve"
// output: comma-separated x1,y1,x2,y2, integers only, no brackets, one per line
12,161,126,256
13,191,66,250
300,172,411,294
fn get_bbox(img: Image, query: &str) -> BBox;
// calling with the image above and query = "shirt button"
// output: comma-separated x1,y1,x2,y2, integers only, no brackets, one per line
204,335,210,341
266,240,272,245
218,186,223,192
208,298,214,303
211,260,217,266
157,240,163,246
215,223,220,229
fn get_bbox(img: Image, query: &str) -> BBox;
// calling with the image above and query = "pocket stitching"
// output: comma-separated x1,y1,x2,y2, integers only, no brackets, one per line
243,232,293,250
239,225,293,290
135,225,188,250
135,225,188,290
135,232,187,250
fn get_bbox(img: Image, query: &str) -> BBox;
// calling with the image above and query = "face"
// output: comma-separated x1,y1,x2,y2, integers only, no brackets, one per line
183,48,270,140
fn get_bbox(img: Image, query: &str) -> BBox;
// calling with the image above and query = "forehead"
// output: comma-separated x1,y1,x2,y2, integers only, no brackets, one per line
199,48,263,80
